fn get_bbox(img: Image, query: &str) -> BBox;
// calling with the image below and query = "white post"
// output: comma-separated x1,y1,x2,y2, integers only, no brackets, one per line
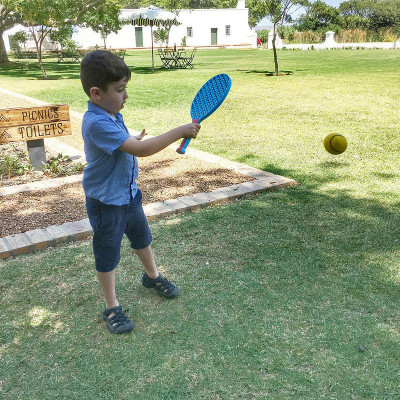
323,31,336,48
268,30,283,49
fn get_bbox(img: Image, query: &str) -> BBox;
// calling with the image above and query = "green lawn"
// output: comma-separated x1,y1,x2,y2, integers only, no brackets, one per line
0,49,399,399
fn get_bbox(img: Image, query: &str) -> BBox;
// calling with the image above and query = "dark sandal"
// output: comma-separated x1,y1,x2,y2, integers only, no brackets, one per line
142,273,180,299
103,305,134,334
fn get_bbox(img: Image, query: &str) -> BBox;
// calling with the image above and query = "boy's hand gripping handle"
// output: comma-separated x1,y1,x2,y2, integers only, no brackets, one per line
176,119,199,154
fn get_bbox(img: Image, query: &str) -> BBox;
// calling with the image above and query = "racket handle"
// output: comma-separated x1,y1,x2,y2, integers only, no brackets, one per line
176,118,199,154
176,138,191,154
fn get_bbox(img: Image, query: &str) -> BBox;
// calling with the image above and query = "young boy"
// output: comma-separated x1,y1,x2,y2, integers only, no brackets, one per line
80,50,200,334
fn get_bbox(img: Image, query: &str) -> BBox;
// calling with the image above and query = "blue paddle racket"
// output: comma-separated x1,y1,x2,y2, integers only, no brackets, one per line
176,73,232,154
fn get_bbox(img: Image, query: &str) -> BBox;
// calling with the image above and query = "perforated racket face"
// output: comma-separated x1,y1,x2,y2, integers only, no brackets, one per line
190,74,232,123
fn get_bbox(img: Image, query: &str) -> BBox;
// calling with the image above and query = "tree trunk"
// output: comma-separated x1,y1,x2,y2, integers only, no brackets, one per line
31,28,48,79
102,29,107,48
37,51,48,79
0,33,9,63
273,25,279,76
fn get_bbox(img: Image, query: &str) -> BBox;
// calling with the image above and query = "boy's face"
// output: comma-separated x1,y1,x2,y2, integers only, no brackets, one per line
91,77,129,115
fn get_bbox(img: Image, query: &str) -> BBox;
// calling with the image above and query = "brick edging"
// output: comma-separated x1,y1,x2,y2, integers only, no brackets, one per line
0,174,296,260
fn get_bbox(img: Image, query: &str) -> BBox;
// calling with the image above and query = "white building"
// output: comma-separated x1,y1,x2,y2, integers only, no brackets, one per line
3,1,257,52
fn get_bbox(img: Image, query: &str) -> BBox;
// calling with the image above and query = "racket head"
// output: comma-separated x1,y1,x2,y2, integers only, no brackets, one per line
190,74,232,124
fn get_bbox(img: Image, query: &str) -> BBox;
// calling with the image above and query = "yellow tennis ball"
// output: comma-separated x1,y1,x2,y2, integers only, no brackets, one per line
324,133,347,155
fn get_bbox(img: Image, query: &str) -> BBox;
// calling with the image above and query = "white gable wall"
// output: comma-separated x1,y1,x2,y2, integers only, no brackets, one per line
170,8,256,48
3,4,257,51
79,7,257,50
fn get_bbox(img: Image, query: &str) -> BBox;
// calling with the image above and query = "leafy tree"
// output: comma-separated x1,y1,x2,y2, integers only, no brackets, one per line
49,24,74,50
153,27,168,46
0,1,22,63
185,0,237,7
14,0,59,78
248,0,308,75
339,0,376,19
339,0,374,29
295,0,343,32
369,0,400,34
8,0,120,78
9,30,27,57
339,0,400,33
83,0,123,48
123,0,237,9
122,0,142,6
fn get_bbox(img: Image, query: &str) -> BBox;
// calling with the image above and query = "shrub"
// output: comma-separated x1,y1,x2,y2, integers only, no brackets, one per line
9,31,28,58
0,144,32,180
337,28,397,42
283,30,323,44
257,30,269,45
42,153,86,177
62,38,78,54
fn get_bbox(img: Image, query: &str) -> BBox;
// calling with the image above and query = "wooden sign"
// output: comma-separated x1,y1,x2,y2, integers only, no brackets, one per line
0,104,71,143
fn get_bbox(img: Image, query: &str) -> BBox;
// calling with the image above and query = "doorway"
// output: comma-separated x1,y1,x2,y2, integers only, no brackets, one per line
211,28,218,46
135,27,143,47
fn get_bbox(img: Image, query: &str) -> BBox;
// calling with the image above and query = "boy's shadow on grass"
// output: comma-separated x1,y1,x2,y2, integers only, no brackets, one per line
195,153,400,298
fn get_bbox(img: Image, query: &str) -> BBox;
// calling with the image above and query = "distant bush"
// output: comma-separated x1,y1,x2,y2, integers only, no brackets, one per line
337,28,398,43
280,30,323,44
257,30,269,45
9,31,28,58
280,28,397,44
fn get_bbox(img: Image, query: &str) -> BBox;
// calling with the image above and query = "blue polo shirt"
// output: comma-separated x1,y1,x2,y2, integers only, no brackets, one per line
82,102,138,205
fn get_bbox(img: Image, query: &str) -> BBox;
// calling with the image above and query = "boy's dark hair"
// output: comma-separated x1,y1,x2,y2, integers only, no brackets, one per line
80,50,131,96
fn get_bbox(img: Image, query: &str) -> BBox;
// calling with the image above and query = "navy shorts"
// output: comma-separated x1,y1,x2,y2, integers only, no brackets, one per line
86,189,152,272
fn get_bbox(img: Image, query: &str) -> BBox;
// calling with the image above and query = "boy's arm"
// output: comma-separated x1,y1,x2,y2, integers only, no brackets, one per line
118,123,200,157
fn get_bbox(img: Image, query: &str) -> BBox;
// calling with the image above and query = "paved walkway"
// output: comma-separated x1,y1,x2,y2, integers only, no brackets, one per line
0,89,296,260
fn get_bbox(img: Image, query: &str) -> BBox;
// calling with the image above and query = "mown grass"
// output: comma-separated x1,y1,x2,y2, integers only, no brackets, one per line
0,49,399,399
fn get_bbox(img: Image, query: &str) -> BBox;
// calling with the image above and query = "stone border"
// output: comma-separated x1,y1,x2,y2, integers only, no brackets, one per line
0,90,297,260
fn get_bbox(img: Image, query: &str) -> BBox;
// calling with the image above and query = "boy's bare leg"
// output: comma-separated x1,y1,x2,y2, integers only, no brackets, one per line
97,269,134,334
133,245,159,279
96,270,119,309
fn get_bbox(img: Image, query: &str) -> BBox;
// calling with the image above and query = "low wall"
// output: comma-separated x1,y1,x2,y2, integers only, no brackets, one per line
268,31,400,50
284,41,400,50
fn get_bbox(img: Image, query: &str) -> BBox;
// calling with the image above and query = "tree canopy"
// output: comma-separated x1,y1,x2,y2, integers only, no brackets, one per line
247,0,308,75
295,0,400,33
0,0,121,77
123,0,238,10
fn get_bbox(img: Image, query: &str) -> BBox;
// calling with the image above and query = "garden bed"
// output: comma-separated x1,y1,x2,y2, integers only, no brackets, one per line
0,142,85,187
0,145,254,237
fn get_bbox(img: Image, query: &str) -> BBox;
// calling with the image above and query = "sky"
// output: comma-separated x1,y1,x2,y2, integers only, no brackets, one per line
256,0,344,28
322,0,343,6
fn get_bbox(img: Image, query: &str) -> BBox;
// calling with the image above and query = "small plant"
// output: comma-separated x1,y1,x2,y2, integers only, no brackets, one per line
42,153,86,177
0,155,31,179
0,144,32,180
153,28,169,48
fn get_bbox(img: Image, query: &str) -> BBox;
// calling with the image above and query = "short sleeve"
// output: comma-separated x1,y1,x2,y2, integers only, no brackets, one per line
88,117,130,155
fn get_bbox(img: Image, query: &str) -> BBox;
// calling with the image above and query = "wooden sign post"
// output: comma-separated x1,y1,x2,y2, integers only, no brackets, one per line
0,104,72,171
